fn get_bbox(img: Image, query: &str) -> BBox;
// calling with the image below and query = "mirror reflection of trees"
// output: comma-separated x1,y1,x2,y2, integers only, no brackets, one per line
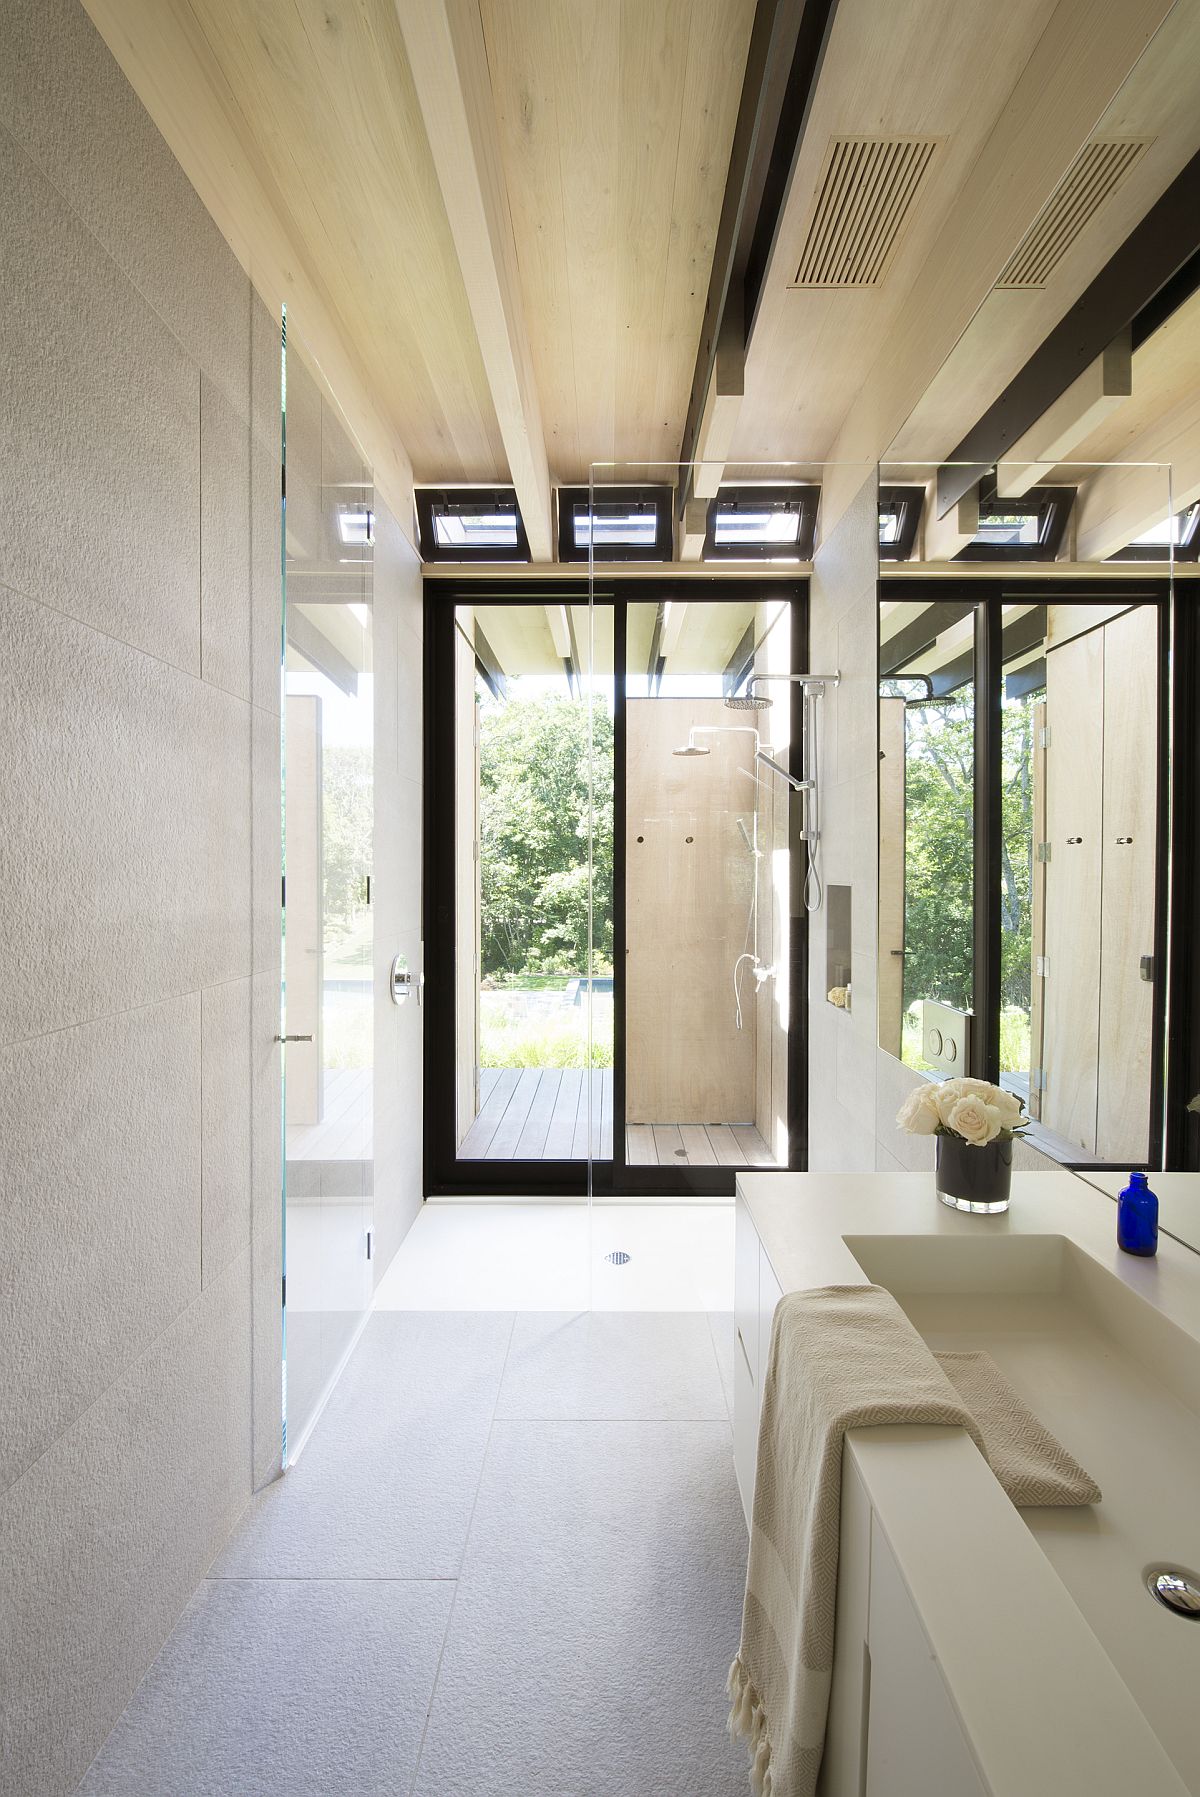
900,695,1036,1073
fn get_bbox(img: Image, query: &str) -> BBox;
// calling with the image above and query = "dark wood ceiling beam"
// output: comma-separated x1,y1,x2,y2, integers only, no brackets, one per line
676,0,840,516
937,145,1200,519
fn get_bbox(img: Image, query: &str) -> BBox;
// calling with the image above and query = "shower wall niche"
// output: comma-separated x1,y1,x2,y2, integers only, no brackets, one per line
825,885,852,1010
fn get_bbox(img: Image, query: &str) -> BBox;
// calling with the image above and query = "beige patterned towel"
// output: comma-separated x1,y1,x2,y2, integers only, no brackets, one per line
934,1349,1101,1507
728,1286,1101,1797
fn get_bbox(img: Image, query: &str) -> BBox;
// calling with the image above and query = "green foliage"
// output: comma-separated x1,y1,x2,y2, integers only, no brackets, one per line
321,745,372,940
900,692,1035,1036
479,693,613,978
902,699,974,1014
479,1017,614,1070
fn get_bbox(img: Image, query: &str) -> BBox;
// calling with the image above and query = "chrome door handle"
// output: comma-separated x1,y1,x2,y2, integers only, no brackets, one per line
274,1034,313,1043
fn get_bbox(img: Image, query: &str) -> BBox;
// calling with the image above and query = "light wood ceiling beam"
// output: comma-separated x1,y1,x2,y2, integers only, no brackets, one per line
680,500,709,562
997,331,1133,498
396,0,553,561
1074,397,1198,560
692,301,746,500
922,484,978,561
815,0,1174,535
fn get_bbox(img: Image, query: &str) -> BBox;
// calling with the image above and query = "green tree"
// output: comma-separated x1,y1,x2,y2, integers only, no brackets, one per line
321,745,372,938
478,693,613,978
898,689,1037,1051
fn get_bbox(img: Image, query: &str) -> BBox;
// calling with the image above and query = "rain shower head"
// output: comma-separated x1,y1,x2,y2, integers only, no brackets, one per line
724,692,772,710
672,743,710,757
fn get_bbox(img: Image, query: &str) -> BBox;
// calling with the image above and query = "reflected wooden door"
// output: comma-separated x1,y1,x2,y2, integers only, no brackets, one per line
1041,628,1103,1152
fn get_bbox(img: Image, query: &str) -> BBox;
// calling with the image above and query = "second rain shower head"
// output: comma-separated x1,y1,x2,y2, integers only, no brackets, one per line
724,691,772,710
672,743,711,756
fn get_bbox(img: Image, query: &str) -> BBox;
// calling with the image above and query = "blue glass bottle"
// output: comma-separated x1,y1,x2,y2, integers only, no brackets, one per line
1117,1170,1158,1257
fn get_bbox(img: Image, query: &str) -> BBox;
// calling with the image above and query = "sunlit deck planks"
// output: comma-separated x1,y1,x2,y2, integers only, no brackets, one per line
461,1069,772,1165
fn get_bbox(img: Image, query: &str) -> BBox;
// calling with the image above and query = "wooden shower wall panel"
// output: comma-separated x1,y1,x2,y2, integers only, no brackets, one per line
877,697,907,1060
626,698,757,1125
1040,626,1104,1152
1097,606,1157,1161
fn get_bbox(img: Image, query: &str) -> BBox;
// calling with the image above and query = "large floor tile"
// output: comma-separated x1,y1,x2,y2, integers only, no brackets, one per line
77,1577,452,1797
413,1420,747,1796
373,1202,591,1311
214,1312,514,1578
496,1311,728,1420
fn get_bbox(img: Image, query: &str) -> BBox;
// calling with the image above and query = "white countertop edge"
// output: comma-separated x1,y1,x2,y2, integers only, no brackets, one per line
848,1428,1189,1796
735,1168,1200,1797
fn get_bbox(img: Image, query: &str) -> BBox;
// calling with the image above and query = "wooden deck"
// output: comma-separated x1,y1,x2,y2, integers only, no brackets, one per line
460,1069,773,1165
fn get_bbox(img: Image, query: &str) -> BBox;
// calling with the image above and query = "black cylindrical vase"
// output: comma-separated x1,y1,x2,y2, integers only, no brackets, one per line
935,1134,1013,1213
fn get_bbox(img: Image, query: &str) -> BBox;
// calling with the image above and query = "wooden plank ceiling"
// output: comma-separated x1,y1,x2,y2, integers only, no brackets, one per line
83,0,1200,558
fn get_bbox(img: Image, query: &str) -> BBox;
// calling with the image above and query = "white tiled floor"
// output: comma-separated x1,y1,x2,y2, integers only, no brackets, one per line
78,1208,749,1795
373,1200,735,1311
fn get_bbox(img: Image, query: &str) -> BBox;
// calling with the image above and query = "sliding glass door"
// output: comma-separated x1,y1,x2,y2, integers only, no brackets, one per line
423,580,805,1197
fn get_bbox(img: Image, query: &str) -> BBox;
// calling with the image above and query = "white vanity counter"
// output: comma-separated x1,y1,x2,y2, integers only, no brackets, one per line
733,1170,1200,1797
1074,1167,1200,1258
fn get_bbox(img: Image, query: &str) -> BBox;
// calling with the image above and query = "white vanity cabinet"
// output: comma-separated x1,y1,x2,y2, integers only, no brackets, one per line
732,1191,783,1525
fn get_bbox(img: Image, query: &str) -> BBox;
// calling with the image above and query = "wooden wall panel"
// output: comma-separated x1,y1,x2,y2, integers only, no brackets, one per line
1040,626,1104,1150
1097,606,1157,1160
626,697,757,1124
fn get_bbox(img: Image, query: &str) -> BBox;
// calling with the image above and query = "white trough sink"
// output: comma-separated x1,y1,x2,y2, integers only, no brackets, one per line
843,1231,1200,1790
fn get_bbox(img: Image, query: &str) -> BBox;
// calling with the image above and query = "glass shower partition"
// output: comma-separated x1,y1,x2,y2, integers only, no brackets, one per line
281,329,376,1454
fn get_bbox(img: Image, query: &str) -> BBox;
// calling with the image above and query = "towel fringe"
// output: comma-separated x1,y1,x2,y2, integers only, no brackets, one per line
728,1654,773,1794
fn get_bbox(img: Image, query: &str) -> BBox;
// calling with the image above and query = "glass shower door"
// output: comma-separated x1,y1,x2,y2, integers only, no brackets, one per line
281,331,375,1452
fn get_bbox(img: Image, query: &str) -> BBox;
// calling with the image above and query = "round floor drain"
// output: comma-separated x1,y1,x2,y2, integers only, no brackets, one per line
604,1250,631,1266
674,1147,687,1158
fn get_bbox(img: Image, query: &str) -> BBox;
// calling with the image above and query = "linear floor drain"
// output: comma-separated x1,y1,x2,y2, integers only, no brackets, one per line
604,1250,632,1266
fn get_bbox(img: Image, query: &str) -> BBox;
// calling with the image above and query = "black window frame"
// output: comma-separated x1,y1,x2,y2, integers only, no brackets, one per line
703,483,819,561
955,487,1075,562
556,485,674,564
877,485,924,561
422,574,810,1198
878,574,1178,1170
1107,501,1200,563
416,487,531,564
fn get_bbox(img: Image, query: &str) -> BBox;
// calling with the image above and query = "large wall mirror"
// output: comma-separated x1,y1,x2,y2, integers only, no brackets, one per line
874,461,1175,1171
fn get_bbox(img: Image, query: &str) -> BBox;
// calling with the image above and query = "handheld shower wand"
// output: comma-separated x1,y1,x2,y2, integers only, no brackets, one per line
741,673,839,913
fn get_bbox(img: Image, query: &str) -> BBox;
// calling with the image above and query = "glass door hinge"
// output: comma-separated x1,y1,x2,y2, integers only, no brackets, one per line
1030,1067,1046,1092
1039,725,1052,749
1036,954,1049,977
1036,841,1051,863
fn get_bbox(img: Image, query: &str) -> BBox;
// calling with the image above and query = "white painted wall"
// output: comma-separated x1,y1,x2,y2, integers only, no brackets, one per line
0,4,285,1789
372,498,425,1278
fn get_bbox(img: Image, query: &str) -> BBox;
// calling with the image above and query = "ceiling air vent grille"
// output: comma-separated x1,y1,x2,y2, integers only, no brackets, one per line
997,139,1150,289
791,136,939,289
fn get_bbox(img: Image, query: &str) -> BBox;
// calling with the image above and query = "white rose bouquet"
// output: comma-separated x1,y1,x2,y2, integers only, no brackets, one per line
896,1076,1027,1147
